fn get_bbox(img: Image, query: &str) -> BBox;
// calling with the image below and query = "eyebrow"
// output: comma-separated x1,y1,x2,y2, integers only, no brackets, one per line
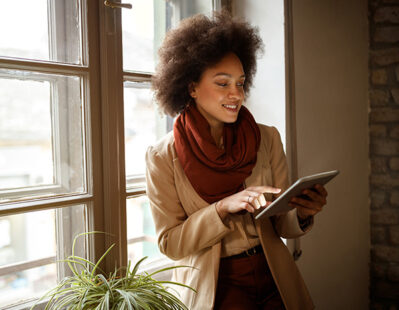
213,73,246,78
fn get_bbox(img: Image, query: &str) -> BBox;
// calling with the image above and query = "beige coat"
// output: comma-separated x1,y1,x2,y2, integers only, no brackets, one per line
145,124,314,310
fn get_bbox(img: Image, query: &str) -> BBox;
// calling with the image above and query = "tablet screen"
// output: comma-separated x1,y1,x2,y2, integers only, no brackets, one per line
255,170,339,220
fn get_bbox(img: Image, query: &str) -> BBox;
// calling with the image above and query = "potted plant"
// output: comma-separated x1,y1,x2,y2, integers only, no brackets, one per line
31,232,195,310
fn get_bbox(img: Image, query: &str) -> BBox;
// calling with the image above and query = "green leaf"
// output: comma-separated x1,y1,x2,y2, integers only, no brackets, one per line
32,232,195,310
91,243,115,277
115,289,134,310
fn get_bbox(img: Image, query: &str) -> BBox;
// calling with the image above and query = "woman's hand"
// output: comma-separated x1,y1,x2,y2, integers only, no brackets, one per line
289,184,328,219
216,186,281,220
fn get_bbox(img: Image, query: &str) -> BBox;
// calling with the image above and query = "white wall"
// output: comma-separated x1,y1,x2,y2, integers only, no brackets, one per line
236,1,370,309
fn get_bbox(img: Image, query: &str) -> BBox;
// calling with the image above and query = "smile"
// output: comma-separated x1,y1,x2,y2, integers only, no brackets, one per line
222,104,239,111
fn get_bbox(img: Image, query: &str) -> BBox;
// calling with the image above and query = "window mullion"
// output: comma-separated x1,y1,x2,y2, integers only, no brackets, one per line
98,3,127,272
83,0,106,269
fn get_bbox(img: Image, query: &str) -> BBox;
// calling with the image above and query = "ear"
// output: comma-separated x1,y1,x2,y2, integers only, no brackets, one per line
188,82,197,99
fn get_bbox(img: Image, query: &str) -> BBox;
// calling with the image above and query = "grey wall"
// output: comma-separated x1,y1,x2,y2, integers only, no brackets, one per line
292,1,369,309
235,1,370,309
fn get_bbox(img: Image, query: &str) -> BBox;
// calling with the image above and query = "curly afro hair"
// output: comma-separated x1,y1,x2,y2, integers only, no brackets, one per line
152,11,264,116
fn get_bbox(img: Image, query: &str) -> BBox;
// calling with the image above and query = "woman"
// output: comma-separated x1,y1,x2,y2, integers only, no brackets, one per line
146,12,327,310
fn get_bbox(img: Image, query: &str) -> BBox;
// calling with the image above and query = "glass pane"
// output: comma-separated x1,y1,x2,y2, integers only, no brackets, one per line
122,0,158,72
0,69,87,204
127,196,164,267
124,82,167,188
0,204,87,308
122,0,213,72
0,0,83,64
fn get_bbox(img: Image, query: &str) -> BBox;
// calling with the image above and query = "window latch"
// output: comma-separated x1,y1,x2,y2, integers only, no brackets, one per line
104,0,132,9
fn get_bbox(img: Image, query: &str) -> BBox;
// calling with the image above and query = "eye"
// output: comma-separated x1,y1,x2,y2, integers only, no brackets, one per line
237,82,245,87
216,82,228,87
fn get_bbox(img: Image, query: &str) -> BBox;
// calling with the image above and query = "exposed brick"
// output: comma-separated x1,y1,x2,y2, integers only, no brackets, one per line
373,280,399,298
392,89,399,105
374,7,399,23
390,157,399,171
391,125,399,139
388,264,399,282
372,157,389,174
392,191,399,206
370,301,385,310
370,89,390,106
372,189,387,208
390,225,399,245
371,262,388,278
370,302,385,310
372,244,399,263
375,27,399,43
372,48,399,66
371,174,399,188
371,124,388,137
371,139,399,155
372,69,389,85
370,108,399,123
372,226,387,243
370,1,399,306
371,209,399,225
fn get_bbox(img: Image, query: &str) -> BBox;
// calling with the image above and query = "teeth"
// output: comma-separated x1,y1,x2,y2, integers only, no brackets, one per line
223,104,237,109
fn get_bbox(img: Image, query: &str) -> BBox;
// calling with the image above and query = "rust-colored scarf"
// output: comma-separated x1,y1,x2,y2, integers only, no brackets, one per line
173,104,260,204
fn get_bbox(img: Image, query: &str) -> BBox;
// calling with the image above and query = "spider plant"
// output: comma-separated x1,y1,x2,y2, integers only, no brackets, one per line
31,232,195,310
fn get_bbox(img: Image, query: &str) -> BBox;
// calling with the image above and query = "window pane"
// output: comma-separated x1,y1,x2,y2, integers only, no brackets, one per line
127,196,164,266
122,0,214,73
0,204,87,308
124,82,167,188
0,69,87,204
0,0,83,65
122,0,158,72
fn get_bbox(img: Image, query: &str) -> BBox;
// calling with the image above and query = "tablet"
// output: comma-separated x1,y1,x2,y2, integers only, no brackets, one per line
255,170,339,220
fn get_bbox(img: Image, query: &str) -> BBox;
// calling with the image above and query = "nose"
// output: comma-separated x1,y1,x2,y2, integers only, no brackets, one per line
228,85,244,100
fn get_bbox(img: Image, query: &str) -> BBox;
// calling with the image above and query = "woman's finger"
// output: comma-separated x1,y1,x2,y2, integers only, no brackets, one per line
289,203,320,217
245,190,264,197
242,202,255,213
247,186,281,194
258,194,267,206
302,189,327,205
244,190,267,207
314,184,328,197
253,197,261,209
291,197,322,211
247,195,261,209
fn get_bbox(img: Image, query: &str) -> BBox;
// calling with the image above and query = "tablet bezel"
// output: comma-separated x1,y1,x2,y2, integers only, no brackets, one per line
254,170,339,220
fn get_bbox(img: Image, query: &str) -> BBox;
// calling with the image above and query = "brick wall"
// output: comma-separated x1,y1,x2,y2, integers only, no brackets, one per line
369,0,399,308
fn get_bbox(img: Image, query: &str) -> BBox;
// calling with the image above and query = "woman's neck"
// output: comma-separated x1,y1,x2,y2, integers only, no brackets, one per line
210,123,224,148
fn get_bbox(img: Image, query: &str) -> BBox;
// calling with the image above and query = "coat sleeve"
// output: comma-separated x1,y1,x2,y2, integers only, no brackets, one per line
267,126,314,238
145,145,231,260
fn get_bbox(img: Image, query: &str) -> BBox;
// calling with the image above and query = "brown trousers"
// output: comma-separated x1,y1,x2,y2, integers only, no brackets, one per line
214,252,286,310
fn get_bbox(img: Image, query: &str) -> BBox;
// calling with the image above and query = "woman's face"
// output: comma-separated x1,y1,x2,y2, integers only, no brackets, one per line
190,53,245,129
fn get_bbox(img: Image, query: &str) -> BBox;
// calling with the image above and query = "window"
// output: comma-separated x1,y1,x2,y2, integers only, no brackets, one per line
123,0,217,271
0,0,217,308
